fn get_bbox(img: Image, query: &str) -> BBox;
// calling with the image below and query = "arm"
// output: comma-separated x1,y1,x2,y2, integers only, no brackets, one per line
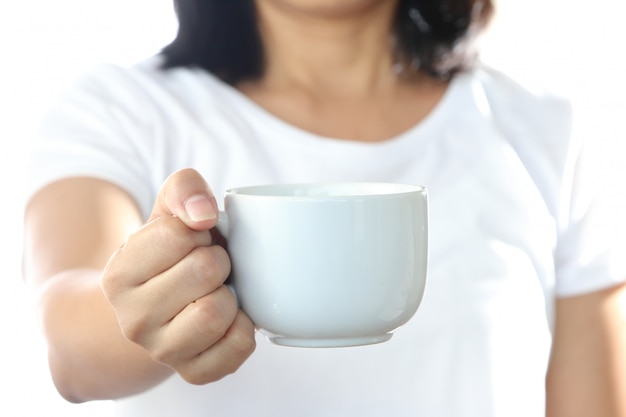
23,177,164,402
23,170,255,403
546,282,626,416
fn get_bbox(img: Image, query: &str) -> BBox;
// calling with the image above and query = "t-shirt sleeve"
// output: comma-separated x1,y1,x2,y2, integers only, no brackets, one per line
27,65,157,220
553,132,626,297
480,66,626,297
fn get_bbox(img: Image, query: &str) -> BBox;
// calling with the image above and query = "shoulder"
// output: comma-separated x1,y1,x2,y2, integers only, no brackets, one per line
68,55,231,117
470,64,571,111
444,64,574,158
469,64,573,138
456,63,577,171
457,64,578,218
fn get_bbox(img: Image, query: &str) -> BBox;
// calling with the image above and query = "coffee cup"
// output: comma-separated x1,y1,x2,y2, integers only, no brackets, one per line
217,182,428,348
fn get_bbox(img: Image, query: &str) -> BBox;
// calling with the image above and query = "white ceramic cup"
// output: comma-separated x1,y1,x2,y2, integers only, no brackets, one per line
217,182,428,348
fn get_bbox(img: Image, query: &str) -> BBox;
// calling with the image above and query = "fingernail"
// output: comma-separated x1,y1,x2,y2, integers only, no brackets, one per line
184,195,217,222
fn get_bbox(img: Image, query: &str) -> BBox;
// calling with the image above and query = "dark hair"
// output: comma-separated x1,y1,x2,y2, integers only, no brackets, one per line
161,0,494,84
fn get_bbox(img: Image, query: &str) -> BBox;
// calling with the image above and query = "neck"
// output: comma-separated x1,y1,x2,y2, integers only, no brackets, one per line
252,0,400,96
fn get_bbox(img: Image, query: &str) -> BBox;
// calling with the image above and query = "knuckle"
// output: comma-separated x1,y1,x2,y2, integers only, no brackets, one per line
99,270,119,300
121,317,177,367
118,309,153,346
100,247,127,297
150,216,213,257
216,336,256,379
175,314,256,385
149,342,178,366
153,216,195,251
228,326,257,362
176,354,225,385
192,295,237,338
180,369,217,386
188,246,231,284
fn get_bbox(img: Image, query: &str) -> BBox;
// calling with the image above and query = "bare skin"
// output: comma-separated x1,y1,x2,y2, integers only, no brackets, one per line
546,284,626,416
24,172,256,401
239,0,449,141
23,0,626,413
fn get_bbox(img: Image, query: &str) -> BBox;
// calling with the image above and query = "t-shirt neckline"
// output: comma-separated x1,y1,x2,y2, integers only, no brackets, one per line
197,68,471,150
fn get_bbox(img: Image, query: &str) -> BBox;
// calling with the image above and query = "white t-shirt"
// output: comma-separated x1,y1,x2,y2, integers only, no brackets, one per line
29,56,626,417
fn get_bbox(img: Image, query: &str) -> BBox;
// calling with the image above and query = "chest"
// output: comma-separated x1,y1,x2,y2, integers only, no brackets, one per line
171,104,559,321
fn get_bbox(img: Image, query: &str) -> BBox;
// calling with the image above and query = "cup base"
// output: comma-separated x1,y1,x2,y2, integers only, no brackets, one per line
267,333,393,348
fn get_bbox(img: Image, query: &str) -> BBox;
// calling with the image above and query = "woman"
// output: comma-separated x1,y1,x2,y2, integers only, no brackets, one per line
23,0,626,416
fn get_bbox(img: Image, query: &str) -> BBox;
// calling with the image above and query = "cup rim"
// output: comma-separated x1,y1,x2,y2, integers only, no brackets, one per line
225,182,427,199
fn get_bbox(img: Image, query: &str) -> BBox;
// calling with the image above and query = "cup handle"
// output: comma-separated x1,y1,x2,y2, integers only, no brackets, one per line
215,211,238,305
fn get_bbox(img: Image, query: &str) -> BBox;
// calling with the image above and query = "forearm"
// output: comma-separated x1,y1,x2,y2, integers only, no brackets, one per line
37,268,173,403
546,284,626,417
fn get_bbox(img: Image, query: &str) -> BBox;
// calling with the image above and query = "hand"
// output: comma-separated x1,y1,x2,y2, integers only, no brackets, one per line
101,168,256,384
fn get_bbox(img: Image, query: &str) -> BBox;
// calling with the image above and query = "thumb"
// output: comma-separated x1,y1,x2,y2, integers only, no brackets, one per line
150,168,219,231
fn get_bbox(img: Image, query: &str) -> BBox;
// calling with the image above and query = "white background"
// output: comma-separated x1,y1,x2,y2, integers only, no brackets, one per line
0,0,624,415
